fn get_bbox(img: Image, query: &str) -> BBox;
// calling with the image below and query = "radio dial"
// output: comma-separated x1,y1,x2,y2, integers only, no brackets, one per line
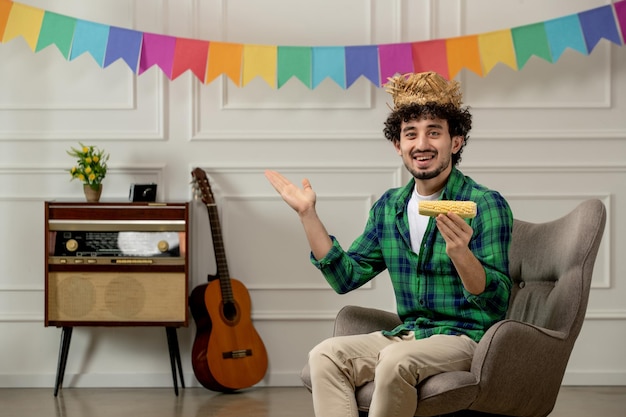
157,240,169,253
66,239,79,252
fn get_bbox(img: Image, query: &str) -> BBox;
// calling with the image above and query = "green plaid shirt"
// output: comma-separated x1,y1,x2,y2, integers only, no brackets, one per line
311,167,513,342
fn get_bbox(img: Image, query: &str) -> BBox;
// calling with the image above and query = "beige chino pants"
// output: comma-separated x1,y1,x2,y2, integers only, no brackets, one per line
308,331,477,417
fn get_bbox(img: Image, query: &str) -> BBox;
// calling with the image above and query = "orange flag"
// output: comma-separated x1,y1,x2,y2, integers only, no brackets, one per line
206,41,243,86
0,0,13,41
242,44,277,88
446,35,482,79
478,29,517,74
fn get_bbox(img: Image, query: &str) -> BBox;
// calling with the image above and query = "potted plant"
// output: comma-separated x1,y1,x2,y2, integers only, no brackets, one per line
67,143,109,202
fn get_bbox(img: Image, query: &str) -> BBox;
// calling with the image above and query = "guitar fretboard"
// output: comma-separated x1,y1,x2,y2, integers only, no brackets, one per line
205,203,234,303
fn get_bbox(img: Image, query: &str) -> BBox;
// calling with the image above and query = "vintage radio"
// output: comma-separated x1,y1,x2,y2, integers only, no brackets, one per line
44,202,189,326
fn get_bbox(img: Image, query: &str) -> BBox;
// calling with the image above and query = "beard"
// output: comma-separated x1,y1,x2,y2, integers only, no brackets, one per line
403,151,452,181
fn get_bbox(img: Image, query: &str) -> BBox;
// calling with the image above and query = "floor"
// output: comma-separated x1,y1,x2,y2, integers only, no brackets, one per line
0,386,624,417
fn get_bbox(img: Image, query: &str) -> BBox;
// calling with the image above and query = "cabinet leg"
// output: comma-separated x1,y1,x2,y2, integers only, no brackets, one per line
165,327,185,395
54,327,73,396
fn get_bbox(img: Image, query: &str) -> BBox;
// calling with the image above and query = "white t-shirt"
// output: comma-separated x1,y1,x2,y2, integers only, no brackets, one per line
407,187,443,252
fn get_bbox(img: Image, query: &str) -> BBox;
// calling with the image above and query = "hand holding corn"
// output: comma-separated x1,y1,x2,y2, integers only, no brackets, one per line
419,200,477,219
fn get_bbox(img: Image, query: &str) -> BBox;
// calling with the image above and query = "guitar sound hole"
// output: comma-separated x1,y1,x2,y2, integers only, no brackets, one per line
222,301,238,322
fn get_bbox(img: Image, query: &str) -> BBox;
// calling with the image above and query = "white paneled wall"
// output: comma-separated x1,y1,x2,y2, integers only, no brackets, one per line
0,0,625,389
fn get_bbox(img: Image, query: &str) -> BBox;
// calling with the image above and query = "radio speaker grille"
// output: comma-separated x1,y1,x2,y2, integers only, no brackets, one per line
47,272,186,323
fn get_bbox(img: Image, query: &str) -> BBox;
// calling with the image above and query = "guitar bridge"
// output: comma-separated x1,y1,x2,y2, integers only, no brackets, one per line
222,349,253,359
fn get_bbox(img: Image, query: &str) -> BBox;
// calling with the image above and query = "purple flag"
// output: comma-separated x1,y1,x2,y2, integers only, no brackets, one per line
578,5,622,52
378,43,414,85
615,0,626,43
345,45,379,88
104,27,143,72
139,33,176,78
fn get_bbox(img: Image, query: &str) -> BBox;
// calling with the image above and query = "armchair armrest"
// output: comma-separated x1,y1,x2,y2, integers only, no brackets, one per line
469,319,570,416
333,305,402,336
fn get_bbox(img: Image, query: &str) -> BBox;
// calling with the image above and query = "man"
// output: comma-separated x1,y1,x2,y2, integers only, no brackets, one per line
265,71,513,417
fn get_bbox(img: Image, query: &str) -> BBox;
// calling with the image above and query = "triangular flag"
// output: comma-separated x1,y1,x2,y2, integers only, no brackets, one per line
312,46,346,89
35,11,76,59
544,14,588,60
616,1,626,44
277,46,311,89
242,44,277,88
478,29,517,74
578,5,622,51
139,33,176,78
345,45,379,88
69,20,110,67
378,43,414,84
511,23,552,69
446,35,482,78
104,26,143,72
205,42,243,86
171,37,209,81
411,40,449,80
3,2,45,51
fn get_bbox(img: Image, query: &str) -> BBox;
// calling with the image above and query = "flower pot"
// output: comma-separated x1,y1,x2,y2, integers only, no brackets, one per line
83,184,103,202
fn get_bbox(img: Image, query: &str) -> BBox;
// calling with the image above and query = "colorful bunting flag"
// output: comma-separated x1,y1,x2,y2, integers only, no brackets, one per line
243,44,277,88
544,14,587,60
0,0,13,41
139,33,176,77
104,27,142,72
36,12,76,58
205,41,243,86
277,46,311,89
511,23,552,69
411,40,449,79
616,0,626,43
379,43,414,84
312,46,345,89
69,20,109,67
478,30,517,74
171,37,210,81
0,1,624,90
446,35,482,79
345,45,379,88
578,5,622,52
3,2,44,51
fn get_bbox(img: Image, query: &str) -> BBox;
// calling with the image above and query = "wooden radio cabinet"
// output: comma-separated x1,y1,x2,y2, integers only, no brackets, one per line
44,201,189,395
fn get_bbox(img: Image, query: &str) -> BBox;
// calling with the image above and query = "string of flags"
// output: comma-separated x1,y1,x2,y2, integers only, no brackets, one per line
1,0,625,89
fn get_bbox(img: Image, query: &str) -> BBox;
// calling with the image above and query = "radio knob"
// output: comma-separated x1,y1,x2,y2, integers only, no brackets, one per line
66,239,79,252
157,240,169,253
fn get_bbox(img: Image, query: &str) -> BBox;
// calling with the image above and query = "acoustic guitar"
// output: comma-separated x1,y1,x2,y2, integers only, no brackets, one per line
189,167,268,392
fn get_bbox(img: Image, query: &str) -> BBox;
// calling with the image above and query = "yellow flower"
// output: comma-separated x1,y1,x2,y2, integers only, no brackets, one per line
85,157,92,164
85,166,92,174
89,173,96,181
71,166,77,174
93,155,99,163
82,146,89,153
78,174,85,181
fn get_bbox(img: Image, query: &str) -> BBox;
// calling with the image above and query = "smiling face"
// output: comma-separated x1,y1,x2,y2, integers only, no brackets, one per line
394,117,464,195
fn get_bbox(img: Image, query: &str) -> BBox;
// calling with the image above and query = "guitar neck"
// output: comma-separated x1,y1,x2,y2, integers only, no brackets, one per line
206,204,234,302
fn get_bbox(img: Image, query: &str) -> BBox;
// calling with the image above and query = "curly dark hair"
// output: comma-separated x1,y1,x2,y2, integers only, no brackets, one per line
383,102,472,166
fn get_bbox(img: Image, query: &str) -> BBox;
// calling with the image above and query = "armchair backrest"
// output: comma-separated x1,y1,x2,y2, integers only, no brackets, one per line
506,199,606,340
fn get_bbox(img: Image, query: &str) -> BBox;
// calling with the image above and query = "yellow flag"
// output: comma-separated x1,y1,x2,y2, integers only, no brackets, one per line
3,2,45,51
242,44,277,88
478,30,518,74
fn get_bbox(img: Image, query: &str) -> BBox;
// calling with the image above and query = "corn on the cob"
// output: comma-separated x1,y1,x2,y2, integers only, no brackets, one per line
418,200,477,219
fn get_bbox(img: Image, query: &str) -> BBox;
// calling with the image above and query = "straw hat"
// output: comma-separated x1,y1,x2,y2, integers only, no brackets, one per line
384,72,462,110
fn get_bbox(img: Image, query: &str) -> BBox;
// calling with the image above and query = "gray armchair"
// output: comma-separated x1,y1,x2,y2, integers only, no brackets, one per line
301,199,607,417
